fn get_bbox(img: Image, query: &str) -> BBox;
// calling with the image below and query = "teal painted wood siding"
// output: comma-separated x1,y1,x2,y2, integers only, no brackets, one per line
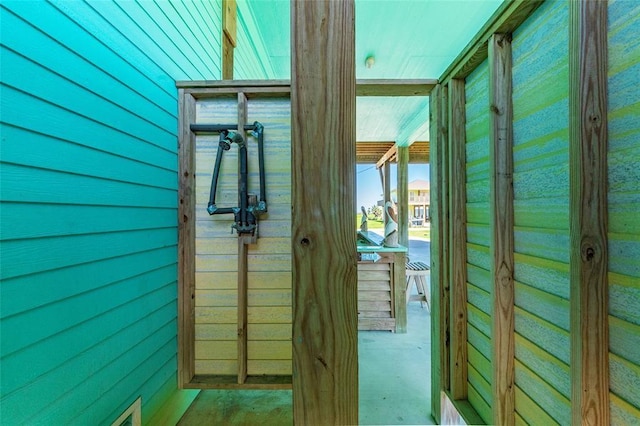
465,59,493,424
511,1,571,424
607,1,640,423
0,1,222,423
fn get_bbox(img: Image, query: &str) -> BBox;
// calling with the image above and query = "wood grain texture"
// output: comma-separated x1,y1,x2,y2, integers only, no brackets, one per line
355,79,437,96
221,0,236,79
178,90,196,387
429,85,443,423
393,252,407,333
449,78,468,401
440,85,451,398
191,94,292,381
569,1,610,425
489,33,515,426
236,92,249,384
291,1,358,424
397,146,409,248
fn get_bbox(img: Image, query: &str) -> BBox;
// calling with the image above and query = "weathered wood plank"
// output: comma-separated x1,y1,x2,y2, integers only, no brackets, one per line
291,1,358,423
178,90,196,388
489,32,515,426
397,146,409,248
236,93,249,384
516,360,571,424
393,252,407,333
515,385,559,426
569,1,610,424
188,374,292,390
429,84,443,423
221,0,236,79
449,78,468,400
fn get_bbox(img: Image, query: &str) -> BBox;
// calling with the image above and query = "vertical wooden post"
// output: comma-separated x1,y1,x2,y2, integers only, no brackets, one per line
236,92,249,384
569,1,609,425
429,85,442,423
397,146,409,248
440,84,451,398
291,1,358,424
489,33,515,426
449,78,468,401
394,252,408,333
384,161,391,230
222,0,237,79
178,90,196,387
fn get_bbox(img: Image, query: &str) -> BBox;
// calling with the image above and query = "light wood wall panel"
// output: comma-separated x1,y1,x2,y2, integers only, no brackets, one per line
511,1,571,424
607,0,640,422
193,96,292,377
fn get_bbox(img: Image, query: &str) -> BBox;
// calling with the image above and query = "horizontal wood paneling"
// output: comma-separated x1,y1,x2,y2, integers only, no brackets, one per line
468,367,492,424
193,97,292,377
510,3,573,422
0,0,220,423
515,360,570,424
608,0,640,418
464,58,493,416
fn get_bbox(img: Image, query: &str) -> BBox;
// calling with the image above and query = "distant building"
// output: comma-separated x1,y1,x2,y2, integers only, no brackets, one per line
391,179,430,226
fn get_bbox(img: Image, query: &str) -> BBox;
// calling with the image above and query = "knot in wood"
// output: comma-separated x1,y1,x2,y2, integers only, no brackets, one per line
300,237,311,246
581,238,600,263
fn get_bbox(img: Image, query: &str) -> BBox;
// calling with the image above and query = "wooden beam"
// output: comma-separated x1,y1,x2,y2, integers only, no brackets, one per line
448,78,468,401
355,79,437,96
179,79,433,95
383,161,391,232
439,83,451,398
222,0,237,79
236,92,249,384
489,33,515,426
397,146,409,248
376,144,398,169
439,0,544,84
291,1,358,424
394,252,407,333
429,84,443,423
178,90,196,387
569,1,609,425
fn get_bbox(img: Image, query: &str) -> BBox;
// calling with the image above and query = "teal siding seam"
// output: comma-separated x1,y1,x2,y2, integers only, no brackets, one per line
0,0,225,423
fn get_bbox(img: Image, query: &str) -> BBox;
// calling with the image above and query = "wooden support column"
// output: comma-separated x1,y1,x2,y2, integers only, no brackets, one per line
440,84,451,398
291,1,358,424
429,85,443,423
236,92,249,384
222,0,237,79
178,90,196,387
489,33,515,426
430,82,452,422
397,146,409,248
384,161,391,229
569,1,609,425
448,78,468,401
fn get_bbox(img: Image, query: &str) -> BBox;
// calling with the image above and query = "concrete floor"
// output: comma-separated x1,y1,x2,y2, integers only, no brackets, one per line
178,238,433,425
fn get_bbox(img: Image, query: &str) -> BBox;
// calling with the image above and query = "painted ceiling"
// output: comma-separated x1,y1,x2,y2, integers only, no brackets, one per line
240,0,503,156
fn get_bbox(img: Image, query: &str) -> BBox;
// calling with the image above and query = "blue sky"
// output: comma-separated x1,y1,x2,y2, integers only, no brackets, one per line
356,163,429,210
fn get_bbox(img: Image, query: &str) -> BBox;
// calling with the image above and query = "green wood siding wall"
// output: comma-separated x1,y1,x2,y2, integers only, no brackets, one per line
511,1,571,424
0,1,224,423
465,60,493,424
607,1,640,423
